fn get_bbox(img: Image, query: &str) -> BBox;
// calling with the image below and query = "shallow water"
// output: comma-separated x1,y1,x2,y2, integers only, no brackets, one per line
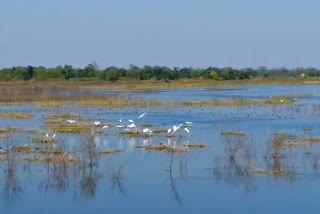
1,85,320,214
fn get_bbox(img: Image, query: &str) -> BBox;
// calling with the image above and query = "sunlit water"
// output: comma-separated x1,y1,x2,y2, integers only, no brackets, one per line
1,85,320,214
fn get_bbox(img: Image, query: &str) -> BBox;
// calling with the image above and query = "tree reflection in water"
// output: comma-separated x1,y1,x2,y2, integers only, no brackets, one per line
110,164,126,194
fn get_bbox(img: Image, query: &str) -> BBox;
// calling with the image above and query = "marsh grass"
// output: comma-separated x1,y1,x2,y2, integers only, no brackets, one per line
100,150,121,155
51,124,89,134
0,80,297,108
25,152,78,164
0,128,23,133
32,137,57,143
13,145,32,153
0,112,34,119
252,168,289,175
301,137,320,143
138,143,206,152
183,143,206,148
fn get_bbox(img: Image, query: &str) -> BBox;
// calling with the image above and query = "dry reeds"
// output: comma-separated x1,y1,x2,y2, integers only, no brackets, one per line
0,112,34,119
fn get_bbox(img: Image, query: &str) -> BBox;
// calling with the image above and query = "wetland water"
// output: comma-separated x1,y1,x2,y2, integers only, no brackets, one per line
1,84,320,214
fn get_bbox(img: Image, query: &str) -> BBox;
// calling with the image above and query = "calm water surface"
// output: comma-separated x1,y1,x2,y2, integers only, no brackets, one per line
1,85,320,214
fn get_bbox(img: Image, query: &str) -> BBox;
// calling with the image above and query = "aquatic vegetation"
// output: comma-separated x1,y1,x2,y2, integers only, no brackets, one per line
221,131,246,136
0,127,23,133
264,132,294,158
119,131,143,137
32,137,57,143
0,112,34,119
301,137,320,143
221,131,248,161
51,124,89,134
100,150,121,155
183,143,206,148
25,152,78,164
252,168,289,176
137,143,205,152
13,145,32,153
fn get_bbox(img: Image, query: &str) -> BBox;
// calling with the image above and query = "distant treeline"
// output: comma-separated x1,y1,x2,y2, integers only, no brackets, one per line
0,64,319,81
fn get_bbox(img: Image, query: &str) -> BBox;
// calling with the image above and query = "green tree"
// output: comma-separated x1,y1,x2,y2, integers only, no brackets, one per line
209,70,219,80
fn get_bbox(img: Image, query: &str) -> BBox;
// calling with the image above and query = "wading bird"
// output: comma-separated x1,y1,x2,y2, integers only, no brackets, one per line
67,119,76,124
138,113,146,119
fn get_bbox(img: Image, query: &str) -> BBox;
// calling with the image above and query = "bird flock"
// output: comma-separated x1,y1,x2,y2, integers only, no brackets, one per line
64,112,193,137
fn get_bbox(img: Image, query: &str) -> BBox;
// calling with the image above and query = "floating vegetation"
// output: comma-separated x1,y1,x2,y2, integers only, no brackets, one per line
301,137,320,143
152,129,167,134
183,143,206,148
0,127,23,133
119,131,145,137
142,145,178,152
47,113,79,120
139,124,154,127
221,131,246,136
25,152,78,164
137,143,206,152
13,145,32,153
252,168,289,176
51,124,89,134
283,143,300,148
100,150,121,155
0,112,34,119
32,137,57,144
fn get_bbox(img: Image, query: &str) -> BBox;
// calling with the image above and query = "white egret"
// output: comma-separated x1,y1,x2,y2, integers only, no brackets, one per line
185,121,193,125
167,128,172,134
143,128,149,133
118,117,123,123
116,125,124,128
127,123,136,128
184,127,190,133
52,134,56,138
94,121,101,126
128,119,134,123
138,113,146,119
67,119,76,124
102,125,109,129
172,124,183,133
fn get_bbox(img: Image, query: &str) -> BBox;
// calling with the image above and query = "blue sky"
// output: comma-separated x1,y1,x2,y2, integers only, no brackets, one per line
1,0,319,68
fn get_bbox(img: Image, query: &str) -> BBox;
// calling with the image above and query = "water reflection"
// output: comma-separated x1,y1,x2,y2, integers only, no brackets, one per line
110,164,126,194
3,170,22,203
80,167,101,200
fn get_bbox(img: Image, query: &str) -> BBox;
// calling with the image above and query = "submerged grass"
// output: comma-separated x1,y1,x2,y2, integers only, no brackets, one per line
221,131,246,136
